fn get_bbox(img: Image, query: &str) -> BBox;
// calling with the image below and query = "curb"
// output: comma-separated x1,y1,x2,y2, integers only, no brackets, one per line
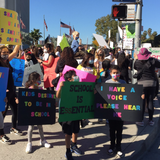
127,96,160,160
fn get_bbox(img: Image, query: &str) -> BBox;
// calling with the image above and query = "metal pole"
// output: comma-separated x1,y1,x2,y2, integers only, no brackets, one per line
132,0,142,84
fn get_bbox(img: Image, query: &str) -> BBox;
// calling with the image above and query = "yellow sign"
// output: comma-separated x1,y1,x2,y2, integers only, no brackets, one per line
0,8,21,45
92,40,99,46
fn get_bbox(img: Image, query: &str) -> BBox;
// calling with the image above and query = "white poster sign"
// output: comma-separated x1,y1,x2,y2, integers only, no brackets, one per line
122,30,133,50
23,63,43,86
57,36,63,46
93,33,110,49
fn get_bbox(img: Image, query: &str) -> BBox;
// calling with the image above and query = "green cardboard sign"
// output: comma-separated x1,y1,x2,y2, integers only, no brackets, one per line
126,24,135,38
60,35,70,51
59,82,95,122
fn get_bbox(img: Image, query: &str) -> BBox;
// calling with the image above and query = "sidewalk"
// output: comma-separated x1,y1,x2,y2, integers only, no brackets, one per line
0,96,160,160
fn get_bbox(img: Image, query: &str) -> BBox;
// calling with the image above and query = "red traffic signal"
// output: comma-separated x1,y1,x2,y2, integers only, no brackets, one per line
112,5,127,19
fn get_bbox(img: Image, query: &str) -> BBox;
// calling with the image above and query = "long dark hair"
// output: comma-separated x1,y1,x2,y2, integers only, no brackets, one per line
59,47,77,67
25,72,40,88
117,51,126,68
31,45,39,57
0,46,10,67
102,59,111,78
45,43,54,53
81,52,94,68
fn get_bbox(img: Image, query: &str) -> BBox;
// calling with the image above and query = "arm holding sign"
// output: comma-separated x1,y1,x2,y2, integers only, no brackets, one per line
8,45,20,61
56,81,64,98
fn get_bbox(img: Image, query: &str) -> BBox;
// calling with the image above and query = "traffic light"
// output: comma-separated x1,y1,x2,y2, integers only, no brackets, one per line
112,5,127,19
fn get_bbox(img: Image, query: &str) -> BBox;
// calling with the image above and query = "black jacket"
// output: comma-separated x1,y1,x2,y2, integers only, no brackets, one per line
134,57,160,81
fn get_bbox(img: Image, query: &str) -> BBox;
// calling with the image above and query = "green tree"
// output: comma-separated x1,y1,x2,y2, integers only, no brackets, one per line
30,28,42,45
21,31,33,46
141,31,147,41
147,28,152,38
95,14,122,44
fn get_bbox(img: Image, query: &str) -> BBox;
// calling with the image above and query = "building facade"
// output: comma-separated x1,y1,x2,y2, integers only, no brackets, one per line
0,0,30,33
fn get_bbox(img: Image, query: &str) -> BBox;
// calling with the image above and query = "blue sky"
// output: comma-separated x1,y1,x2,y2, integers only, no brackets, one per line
30,0,159,44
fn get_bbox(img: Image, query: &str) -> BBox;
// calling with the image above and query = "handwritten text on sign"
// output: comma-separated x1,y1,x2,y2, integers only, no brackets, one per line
95,83,143,122
18,89,56,125
0,8,21,45
59,82,95,122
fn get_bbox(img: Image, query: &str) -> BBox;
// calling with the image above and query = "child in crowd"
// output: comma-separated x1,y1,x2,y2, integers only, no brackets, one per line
24,52,34,68
25,72,51,153
56,70,83,160
105,65,126,158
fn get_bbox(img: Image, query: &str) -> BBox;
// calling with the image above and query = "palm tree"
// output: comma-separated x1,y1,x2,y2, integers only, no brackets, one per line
30,28,42,45
147,28,152,39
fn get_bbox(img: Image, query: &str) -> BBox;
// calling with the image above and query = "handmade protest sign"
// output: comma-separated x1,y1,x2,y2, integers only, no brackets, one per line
18,88,56,125
10,58,25,86
43,57,59,88
22,63,43,86
56,65,97,91
93,33,109,49
0,8,21,45
0,67,9,111
59,82,95,122
95,83,143,122
60,35,70,51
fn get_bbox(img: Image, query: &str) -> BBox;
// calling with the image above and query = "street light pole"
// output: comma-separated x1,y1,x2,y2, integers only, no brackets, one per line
132,0,143,84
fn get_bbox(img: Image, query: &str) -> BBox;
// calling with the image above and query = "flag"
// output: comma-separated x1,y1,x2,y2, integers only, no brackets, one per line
65,33,70,38
118,26,122,39
60,21,71,29
69,28,72,36
20,18,26,29
44,19,48,31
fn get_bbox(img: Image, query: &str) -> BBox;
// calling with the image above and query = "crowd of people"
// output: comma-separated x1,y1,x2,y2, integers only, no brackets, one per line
0,31,160,160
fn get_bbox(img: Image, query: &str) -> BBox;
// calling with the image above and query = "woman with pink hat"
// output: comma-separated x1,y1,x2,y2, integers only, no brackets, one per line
134,48,160,126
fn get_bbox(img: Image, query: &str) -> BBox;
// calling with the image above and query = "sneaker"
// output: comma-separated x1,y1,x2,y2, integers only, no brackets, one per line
71,144,83,155
149,120,155,126
136,122,144,127
26,143,32,153
40,139,51,148
107,148,114,155
10,128,23,136
0,135,12,145
117,151,124,158
88,121,93,125
65,152,74,160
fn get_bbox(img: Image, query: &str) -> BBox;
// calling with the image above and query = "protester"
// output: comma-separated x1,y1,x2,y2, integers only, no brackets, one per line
74,45,85,59
0,45,22,145
25,72,51,153
55,47,78,75
25,51,34,68
94,48,105,72
30,45,38,64
56,70,83,160
117,51,130,83
105,65,126,158
77,52,99,78
42,45,49,61
134,48,160,126
55,46,61,57
71,31,79,54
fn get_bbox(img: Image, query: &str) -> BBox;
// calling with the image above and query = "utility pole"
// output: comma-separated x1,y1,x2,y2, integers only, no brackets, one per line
132,0,143,84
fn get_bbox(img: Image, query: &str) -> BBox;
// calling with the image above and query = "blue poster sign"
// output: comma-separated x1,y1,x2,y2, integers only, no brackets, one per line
0,67,9,111
10,58,25,86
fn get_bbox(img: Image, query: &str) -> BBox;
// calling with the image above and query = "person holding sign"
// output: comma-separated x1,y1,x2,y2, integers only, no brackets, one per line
56,70,83,160
105,65,126,158
25,72,51,153
0,45,23,144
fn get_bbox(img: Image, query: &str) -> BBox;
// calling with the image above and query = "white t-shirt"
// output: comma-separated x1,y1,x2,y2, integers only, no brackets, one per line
55,51,60,57
94,59,102,70
43,53,49,61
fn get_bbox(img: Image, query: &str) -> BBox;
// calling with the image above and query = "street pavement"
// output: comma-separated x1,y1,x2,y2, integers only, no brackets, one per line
0,94,160,160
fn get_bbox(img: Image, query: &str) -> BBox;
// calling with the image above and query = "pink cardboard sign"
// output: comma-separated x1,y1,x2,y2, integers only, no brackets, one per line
56,65,97,91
